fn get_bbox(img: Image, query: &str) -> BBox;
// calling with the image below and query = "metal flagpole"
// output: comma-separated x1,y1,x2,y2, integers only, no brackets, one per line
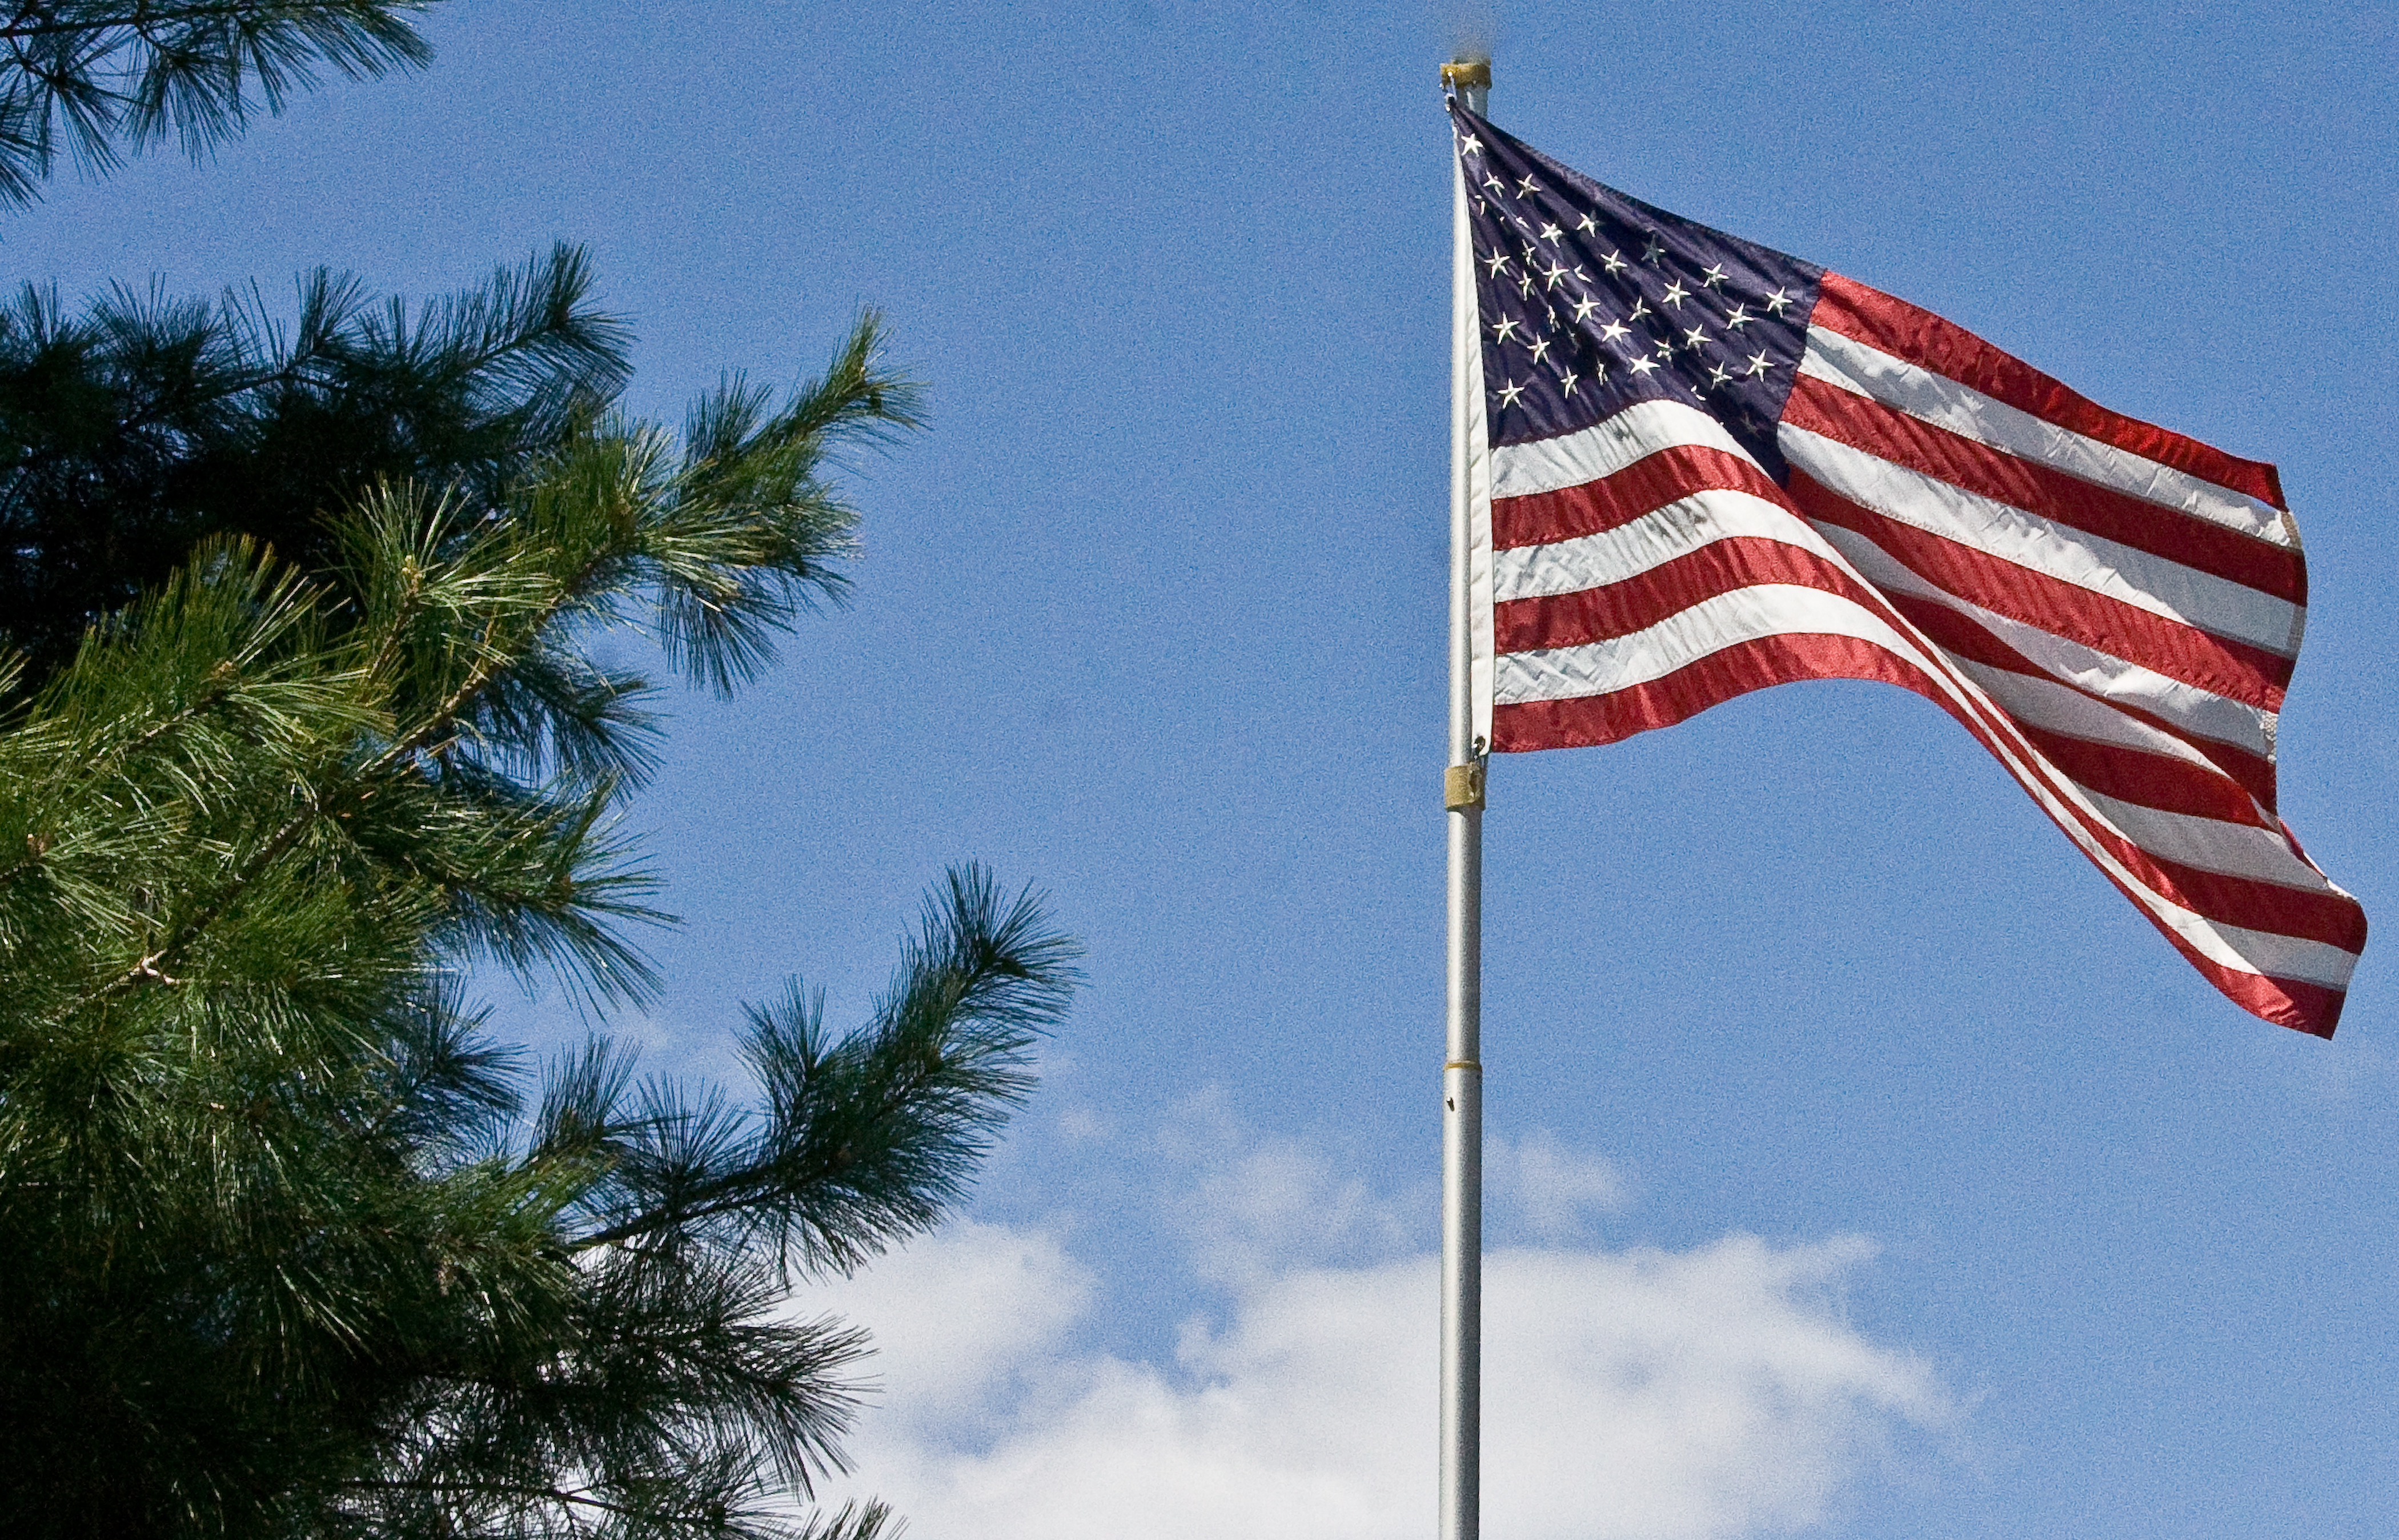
1439,52,1490,1540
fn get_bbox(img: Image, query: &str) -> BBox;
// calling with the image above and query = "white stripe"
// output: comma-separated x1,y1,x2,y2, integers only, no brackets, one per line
1816,522,2277,761
1494,582,1908,705
1781,424,2304,656
1800,327,2294,548
1494,487,1834,602
1948,652,2264,811
2077,788,2336,894
2169,914,2358,989
1490,399,1753,500
1952,659,2239,787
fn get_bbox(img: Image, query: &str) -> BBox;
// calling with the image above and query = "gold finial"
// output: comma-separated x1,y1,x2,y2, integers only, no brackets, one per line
1441,58,1491,91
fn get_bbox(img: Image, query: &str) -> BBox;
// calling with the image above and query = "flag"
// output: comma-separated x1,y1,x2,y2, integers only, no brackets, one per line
1451,105,2365,1036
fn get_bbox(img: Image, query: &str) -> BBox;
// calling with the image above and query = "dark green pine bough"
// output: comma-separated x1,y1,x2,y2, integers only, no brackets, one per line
0,5,1081,1537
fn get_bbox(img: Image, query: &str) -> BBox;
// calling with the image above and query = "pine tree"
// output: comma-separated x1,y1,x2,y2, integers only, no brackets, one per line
0,252,1078,1540
0,14,1073,1530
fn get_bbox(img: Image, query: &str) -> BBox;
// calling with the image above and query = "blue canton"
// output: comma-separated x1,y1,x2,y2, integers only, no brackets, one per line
1454,105,1822,483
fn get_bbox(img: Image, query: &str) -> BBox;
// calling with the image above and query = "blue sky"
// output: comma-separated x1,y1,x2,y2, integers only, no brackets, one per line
19,2,2398,1535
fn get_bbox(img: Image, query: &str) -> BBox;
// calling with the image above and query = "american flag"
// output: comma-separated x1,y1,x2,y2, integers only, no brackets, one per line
1453,105,2365,1036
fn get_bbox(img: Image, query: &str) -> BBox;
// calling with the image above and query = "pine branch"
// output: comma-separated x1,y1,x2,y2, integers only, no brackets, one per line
44,500,601,1015
568,867,1078,1261
0,2,436,204
0,246,633,688
337,1475,690,1523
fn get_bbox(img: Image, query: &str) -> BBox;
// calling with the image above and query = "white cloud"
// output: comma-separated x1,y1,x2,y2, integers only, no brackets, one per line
827,1220,1096,1437
806,1127,1951,1540
1156,1094,1421,1286
1489,1127,1631,1242
1478,1236,1945,1538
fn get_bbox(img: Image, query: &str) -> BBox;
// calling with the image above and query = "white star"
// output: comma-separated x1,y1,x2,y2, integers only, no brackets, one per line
1707,363,1734,387
1602,249,1627,275
1490,315,1521,343
1517,272,1534,298
1746,350,1772,376
1598,319,1630,344
1641,232,1667,264
1543,262,1569,290
1559,369,1579,396
1483,173,1506,194
1459,134,1484,157
1661,279,1691,308
1654,340,1676,362
1517,174,1542,196
1627,298,1652,322
1700,263,1730,290
1482,249,1511,276
1570,295,1601,323
1682,325,1709,350
1762,287,1793,315
1538,221,1563,244
1576,214,1599,235
1497,378,1526,408
1723,304,1752,331
1527,335,1552,364
1628,355,1660,376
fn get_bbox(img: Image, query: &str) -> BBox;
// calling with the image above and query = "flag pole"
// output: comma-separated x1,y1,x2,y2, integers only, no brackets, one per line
1439,52,1490,1540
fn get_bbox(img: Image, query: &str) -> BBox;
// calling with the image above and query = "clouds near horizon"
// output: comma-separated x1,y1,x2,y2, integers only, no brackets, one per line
807,1118,1952,1539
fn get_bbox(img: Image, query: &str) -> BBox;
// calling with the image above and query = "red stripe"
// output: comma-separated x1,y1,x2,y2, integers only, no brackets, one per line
2186,958,2345,1038
1495,631,2356,1032
1790,469,2291,709
2072,847,2351,1037
1880,589,2280,810
2011,720,2268,829
1495,536,1877,653
1495,628,1940,752
1783,373,2306,605
2114,844,2365,953
1809,272,2286,510
1493,445,1784,550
